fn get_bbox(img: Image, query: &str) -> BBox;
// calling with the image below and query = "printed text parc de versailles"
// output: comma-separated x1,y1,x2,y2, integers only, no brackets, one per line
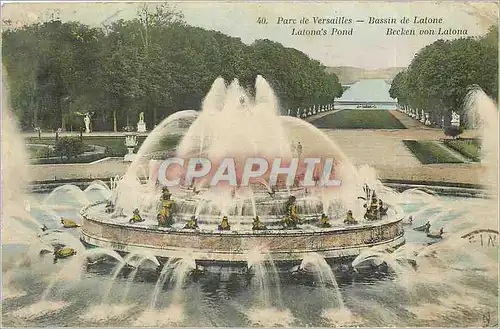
276,16,354,36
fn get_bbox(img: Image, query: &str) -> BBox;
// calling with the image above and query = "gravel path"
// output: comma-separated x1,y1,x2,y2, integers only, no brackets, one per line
388,110,429,129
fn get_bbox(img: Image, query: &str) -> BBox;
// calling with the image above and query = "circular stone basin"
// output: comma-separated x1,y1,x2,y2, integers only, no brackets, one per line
80,202,405,268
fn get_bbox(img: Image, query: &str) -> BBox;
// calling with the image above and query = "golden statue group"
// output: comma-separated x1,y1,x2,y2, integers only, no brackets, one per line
358,184,388,221
126,184,387,231
278,196,329,229
184,216,199,229
157,186,176,227
281,196,300,229
129,187,178,226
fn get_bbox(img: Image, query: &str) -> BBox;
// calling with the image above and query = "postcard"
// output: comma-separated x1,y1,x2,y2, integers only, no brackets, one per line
1,1,498,327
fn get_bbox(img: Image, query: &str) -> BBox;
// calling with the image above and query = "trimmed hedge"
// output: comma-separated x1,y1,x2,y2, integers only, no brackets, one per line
443,125,464,138
54,137,85,160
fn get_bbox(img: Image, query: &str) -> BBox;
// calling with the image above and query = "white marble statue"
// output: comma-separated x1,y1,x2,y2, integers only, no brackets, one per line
451,111,460,126
84,113,91,133
424,113,431,126
137,111,147,133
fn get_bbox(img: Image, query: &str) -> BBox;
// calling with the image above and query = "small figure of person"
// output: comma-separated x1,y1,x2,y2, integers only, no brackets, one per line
184,216,199,229
296,142,303,158
252,216,267,230
408,215,413,225
344,210,358,225
61,218,79,228
218,216,231,231
129,208,145,223
319,213,331,228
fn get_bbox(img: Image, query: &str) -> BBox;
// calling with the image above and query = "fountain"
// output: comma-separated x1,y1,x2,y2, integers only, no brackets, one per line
247,247,283,309
299,253,344,306
80,76,405,273
2,65,498,327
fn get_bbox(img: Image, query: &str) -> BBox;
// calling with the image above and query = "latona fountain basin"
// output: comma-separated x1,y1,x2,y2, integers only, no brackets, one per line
79,76,405,272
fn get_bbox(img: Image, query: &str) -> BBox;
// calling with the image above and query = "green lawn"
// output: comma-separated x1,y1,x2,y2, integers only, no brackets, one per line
313,109,406,129
403,140,464,164
26,134,181,164
442,138,481,162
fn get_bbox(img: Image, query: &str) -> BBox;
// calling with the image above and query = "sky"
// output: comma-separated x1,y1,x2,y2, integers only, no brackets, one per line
1,1,498,69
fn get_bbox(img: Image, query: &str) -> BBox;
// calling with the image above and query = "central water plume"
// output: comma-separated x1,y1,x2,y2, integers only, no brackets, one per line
176,76,293,189
110,75,364,226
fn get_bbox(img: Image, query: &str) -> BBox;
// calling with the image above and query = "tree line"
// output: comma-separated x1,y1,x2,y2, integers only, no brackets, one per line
2,4,343,132
389,25,498,127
